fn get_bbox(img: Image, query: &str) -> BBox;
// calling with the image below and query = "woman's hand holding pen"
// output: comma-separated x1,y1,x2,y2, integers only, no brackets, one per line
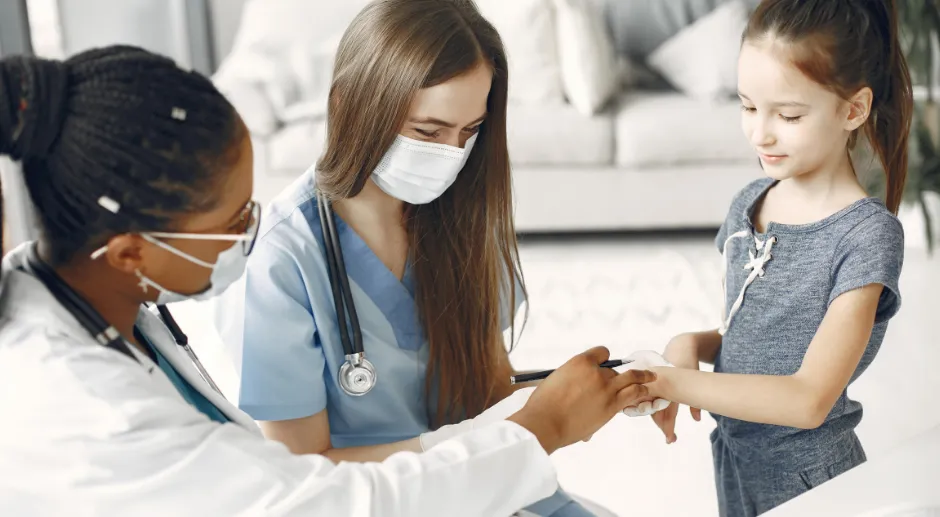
508,346,657,455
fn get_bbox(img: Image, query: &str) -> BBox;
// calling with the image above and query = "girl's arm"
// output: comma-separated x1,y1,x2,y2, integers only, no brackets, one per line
650,283,883,430
673,329,723,365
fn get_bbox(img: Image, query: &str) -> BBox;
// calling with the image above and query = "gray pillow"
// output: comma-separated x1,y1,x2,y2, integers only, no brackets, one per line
602,0,758,60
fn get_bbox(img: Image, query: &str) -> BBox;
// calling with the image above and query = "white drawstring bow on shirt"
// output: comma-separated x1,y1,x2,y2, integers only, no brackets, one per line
719,232,777,335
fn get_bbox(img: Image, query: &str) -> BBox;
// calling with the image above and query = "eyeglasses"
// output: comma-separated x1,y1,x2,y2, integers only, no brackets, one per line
144,200,262,256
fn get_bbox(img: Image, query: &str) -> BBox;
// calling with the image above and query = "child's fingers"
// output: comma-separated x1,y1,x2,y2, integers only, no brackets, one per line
651,409,663,429
690,406,702,421
651,409,668,437
663,403,679,444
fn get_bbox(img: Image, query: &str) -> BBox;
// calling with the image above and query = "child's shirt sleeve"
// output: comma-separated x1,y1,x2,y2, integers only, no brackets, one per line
829,212,904,324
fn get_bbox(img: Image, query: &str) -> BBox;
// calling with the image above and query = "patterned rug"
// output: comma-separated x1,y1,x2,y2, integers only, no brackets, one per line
509,233,725,369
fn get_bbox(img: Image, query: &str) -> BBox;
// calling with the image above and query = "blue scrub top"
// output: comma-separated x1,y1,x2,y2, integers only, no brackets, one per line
214,169,586,516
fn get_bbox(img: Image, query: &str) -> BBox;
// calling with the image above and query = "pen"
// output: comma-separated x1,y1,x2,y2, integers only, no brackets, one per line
509,358,635,385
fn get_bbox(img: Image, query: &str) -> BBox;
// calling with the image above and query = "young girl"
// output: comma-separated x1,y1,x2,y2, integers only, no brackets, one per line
645,1,912,515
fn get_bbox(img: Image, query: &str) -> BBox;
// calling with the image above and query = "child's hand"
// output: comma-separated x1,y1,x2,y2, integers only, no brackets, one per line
616,350,672,417
651,334,703,444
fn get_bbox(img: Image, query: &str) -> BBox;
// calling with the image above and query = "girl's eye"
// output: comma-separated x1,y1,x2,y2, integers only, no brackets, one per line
780,115,803,123
462,125,482,134
415,128,439,138
740,105,756,113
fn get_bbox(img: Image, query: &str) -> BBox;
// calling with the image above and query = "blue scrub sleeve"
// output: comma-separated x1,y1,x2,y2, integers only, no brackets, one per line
230,233,329,422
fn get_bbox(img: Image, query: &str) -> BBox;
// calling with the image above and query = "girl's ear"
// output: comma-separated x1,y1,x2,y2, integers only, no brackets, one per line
845,87,873,132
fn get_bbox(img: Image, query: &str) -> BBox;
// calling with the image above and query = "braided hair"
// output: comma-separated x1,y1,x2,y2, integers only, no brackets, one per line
0,45,244,267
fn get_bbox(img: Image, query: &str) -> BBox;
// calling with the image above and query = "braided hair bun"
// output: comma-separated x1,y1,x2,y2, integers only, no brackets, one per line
0,45,243,265
0,56,70,160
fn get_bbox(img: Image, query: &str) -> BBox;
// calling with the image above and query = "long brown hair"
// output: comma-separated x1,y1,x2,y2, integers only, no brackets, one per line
744,0,913,213
316,0,524,426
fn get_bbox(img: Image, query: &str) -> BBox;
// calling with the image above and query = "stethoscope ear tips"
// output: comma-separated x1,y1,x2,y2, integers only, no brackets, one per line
339,354,377,396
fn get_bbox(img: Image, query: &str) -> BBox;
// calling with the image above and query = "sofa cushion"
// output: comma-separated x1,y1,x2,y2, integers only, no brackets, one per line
227,0,367,55
603,0,725,60
476,0,566,105
646,0,748,102
265,121,328,175
601,0,761,61
614,92,753,167
508,103,614,166
553,0,620,115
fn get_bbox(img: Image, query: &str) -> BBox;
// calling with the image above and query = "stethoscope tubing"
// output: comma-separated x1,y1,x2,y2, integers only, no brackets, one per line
317,191,365,357
25,243,222,395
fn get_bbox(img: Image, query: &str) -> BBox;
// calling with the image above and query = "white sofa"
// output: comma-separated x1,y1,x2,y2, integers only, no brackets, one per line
209,0,762,233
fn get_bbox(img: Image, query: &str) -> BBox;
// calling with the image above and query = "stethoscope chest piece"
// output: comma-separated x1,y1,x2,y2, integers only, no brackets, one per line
339,353,377,396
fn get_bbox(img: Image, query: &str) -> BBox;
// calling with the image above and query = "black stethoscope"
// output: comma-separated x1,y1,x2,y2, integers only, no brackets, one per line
316,191,377,396
22,244,222,394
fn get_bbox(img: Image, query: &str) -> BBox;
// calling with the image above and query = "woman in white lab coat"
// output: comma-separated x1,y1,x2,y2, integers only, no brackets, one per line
0,47,655,516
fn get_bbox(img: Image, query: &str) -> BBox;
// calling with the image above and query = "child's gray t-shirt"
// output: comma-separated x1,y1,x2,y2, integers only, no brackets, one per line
713,178,904,468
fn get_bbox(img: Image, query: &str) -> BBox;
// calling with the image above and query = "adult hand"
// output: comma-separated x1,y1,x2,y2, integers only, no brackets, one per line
617,350,673,417
508,346,656,454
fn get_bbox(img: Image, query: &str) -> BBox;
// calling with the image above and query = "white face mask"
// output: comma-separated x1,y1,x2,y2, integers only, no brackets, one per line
134,235,250,304
371,132,478,204
89,202,260,304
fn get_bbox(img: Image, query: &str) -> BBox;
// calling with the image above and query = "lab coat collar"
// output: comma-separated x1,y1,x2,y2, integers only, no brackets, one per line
0,243,260,433
0,244,90,340
135,306,260,432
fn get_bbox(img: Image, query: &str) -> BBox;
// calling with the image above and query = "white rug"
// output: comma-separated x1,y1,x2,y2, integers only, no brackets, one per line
508,234,725,370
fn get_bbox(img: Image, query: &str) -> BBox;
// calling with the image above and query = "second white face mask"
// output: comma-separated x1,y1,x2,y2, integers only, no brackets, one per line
371,133,478,204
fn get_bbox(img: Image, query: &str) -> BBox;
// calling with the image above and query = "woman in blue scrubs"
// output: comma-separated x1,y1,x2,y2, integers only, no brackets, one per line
216,1,611,514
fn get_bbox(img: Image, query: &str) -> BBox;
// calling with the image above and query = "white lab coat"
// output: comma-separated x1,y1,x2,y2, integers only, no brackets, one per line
0,247,558,516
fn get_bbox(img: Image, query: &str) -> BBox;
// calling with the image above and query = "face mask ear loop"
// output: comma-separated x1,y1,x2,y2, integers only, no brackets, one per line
135,268,179,296
135,269,155,294
140,234,215,269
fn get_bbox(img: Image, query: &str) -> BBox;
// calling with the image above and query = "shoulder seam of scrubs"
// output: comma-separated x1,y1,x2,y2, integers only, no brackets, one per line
258,190,318,242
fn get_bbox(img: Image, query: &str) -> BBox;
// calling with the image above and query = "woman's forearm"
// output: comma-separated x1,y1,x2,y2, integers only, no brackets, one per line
652,367,827,429
321,438,423,463
260,413,423,464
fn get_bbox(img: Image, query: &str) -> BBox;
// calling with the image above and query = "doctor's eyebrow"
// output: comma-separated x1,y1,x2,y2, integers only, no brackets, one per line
409,112,487,128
